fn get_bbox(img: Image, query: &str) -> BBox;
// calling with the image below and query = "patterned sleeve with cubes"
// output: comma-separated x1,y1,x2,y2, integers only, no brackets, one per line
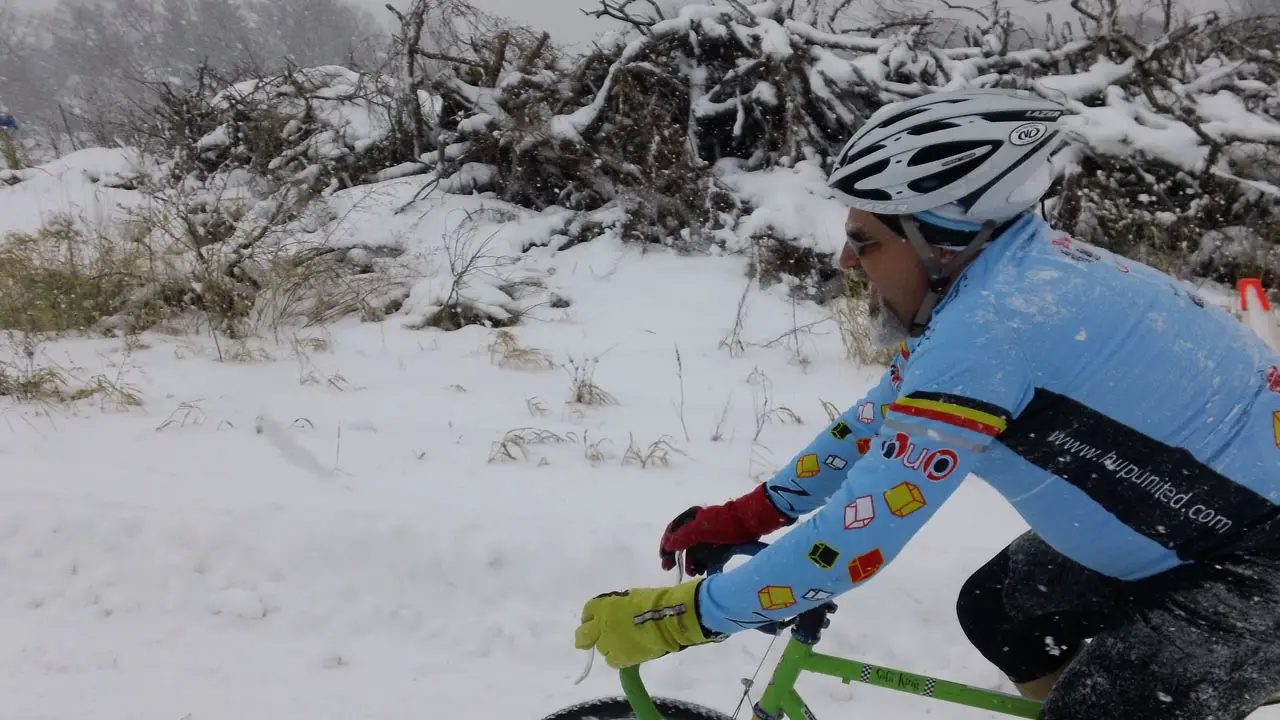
762,343,911,520
696,325,1034,635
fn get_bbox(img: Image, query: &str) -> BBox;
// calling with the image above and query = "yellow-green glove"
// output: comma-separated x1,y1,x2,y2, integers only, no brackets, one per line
574,579,718,669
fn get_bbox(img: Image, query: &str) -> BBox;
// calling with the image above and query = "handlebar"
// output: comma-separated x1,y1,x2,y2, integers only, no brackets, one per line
695,540,792,636
698,540,769,575
696,540,838,640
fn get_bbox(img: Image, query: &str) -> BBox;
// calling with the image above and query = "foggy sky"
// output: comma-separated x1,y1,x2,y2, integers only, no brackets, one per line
352,0,1237,50
5,0,1240,51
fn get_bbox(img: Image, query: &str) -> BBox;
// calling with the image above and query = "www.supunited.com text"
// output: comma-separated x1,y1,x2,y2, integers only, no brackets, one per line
1046,430,1233,533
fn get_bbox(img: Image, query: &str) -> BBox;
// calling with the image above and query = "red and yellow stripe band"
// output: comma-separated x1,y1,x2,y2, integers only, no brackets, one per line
889,392,1010,437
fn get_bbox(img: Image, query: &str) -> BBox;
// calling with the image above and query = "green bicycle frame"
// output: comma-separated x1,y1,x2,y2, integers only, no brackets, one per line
619,633,1280,720
611,544,1280,718
620,631,1042,720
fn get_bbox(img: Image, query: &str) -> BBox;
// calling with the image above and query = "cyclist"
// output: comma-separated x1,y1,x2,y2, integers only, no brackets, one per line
574,87,1280,720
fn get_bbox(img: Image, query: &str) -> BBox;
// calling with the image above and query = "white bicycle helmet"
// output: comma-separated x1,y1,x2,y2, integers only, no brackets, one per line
828,87,1068,224
827,87,1069,334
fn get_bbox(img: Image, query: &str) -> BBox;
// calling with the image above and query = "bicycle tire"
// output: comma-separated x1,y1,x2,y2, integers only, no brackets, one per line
538,696,734,720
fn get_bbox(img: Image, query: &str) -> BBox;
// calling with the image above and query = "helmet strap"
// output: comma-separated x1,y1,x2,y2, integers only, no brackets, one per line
897,215,997,336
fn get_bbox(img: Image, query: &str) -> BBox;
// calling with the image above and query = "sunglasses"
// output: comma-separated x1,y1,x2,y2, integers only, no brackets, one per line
844,227,882,257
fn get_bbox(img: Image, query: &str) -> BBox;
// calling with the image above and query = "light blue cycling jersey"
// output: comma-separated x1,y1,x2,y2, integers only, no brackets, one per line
698,213,1280,635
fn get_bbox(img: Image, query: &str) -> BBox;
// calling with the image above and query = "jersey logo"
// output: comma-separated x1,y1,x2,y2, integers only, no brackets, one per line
879,431,960,482
1052,236,1100,264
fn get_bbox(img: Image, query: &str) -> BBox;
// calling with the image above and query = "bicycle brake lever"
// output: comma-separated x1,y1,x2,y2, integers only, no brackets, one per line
574,647,595,685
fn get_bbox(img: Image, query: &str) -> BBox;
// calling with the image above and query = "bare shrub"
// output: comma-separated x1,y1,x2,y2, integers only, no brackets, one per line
566,355,617,406
747,367,802,443
0,332,141,408
0,358,66,403
156,400,209,431
621,434,686,469
583,432,611,465
710,393,733,442
0,216,151,334
0,131,25,171
526,396,550,417
250,247,411,336
489,329,555,371
69,372,143,410
415,211,521,331
819,398,841,423
487,426,569,463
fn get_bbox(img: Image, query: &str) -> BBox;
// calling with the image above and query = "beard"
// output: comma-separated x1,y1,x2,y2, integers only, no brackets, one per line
866,286,910,349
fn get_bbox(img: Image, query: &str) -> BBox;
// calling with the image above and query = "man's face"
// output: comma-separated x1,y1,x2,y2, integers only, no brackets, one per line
838,209,929,347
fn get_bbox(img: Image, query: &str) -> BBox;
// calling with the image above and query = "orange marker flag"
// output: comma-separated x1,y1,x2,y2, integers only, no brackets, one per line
1239,277,1280,354
1239,278,1272,312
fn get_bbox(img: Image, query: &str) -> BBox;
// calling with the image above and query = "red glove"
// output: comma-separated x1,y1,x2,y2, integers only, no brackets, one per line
658,484,793,576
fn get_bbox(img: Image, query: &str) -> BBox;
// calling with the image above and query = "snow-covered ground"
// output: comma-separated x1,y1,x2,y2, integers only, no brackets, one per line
2,150,1278,720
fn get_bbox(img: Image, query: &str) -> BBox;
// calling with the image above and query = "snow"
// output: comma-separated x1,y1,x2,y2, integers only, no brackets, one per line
1197,90,1280,143
1036,56,1135,100
0,149,1059,720
715,158,848,252
0,147,152,237
4,33,1280,720
197,123,234,152
1060,86,1209,173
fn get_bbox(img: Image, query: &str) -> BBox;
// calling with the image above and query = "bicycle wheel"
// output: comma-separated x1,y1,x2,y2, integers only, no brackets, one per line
538,696,734,720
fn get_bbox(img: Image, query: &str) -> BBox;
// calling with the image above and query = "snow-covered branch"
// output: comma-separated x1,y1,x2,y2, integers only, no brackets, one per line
18,0,1273,294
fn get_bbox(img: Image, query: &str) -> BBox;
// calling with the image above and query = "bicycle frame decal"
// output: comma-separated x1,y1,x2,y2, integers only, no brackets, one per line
753,636,1042,720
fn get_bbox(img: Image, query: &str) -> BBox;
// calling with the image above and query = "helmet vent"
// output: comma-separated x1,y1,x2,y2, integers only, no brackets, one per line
875,106,931,131
833,157,889,194
841,142,885,167
907,154,990,193
907,140,998,167
850,188,894,201
906,120,960,136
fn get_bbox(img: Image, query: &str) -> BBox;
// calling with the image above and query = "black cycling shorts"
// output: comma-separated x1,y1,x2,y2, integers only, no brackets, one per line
956,531,1280,720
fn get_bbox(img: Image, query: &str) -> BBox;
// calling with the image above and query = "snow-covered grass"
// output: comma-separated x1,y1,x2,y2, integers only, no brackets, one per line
0,230,1042,720
0,147,1025,719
